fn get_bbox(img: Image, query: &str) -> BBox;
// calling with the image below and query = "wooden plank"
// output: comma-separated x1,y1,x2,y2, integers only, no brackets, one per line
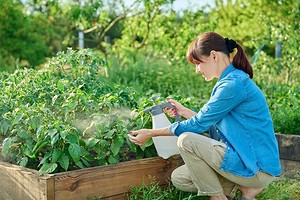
53,156,183,200
0,161,53,200
41,175,55,200
280,159,300,178
276,133,300,161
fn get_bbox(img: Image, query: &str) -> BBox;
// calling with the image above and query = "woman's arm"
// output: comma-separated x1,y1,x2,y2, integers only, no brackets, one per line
128,127,172,146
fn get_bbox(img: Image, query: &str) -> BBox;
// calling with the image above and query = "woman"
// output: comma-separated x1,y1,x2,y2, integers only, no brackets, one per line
128,32,282,200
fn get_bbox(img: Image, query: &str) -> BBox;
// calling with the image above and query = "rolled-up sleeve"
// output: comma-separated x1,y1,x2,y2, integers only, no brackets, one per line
168,77,246,137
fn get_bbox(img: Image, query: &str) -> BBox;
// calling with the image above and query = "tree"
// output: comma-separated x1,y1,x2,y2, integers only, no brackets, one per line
0,0,48,71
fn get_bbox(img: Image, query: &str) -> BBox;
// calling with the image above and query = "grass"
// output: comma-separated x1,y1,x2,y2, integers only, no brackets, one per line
124,174,300,200
256,175,300,200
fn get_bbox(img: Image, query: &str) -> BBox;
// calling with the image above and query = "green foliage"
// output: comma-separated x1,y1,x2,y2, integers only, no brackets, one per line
0,49,159,175
0,0,49,71
107,52,215,100
126,177,300,200
263,84,300,135
1,1,300,178
257,177,300,200
127,180,209,200
111,2,216,67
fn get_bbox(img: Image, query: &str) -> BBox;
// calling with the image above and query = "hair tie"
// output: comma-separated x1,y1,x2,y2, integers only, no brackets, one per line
225,38,237,53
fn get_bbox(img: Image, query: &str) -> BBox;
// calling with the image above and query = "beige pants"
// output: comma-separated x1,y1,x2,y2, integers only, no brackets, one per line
171,133,276,197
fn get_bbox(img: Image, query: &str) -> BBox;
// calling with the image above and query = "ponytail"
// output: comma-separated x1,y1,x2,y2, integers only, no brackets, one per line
232,44,253,79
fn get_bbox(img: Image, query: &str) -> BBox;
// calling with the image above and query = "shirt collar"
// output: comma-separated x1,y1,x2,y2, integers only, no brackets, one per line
218,63,235,81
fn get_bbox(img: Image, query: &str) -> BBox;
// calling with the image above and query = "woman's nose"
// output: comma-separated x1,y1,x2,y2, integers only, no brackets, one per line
195,65,201,74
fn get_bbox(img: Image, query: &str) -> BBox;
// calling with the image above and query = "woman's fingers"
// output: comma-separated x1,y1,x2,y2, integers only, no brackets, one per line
165,107,177,117
128,134,141,145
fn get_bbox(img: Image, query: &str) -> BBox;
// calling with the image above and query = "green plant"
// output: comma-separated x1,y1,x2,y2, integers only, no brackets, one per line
0,49,157,175
126,176,300,200
261,84,300,135
126,179,209,200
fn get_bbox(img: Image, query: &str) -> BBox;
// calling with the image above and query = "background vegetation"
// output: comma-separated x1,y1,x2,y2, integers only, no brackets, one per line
0,0,299,174
1,0,299,136
0,0,299,199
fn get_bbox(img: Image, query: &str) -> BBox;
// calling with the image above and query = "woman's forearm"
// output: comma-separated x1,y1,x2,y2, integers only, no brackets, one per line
181,108,197,119
149,127,174,137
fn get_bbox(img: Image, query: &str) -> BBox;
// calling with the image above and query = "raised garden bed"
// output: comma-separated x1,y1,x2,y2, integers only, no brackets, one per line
0,155,184,200
276,133,300,177
0,133,299,200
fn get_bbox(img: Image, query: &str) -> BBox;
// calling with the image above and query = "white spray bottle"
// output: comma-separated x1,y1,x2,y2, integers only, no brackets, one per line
144,96,180,159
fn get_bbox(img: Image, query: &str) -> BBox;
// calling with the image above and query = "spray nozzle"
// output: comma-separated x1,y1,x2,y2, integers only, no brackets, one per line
144,96,181,121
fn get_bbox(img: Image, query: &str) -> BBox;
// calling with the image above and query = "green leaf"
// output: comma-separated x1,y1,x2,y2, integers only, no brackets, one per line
97,151,106,159
51,134,60,146
15,113,24,123
140,138,153,151
85,137,99,148
60,130,68,140
81,158,90,168
80,147,90,156
2,137,12,156
68,143,81,162
57,80,65,91
52,149,62,163
0,120,10,135
32,140,48,155
58,155,69,171
67,133,78,144
108,155,118,164
18,130,31,139
39,151,52,167
23,146,33,158
75,160,84,169
38,163,58,175
110,137,124,156
18,157,28,167
48,129,58,138
36,126,44,138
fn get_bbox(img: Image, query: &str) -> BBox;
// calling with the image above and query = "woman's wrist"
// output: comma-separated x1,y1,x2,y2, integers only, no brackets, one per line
181,108,197,119
150,127,172,137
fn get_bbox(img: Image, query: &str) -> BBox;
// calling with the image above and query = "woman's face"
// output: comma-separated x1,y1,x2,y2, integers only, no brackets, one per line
195,53,217,81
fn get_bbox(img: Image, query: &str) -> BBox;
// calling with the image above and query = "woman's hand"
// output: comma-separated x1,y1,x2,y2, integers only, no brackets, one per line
128,129,152,146
165,99,184,117
128,127,173,146
165,99,197,119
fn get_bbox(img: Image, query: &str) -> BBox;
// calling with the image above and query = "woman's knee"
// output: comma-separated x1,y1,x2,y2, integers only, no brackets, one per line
171,165,198,193
177,132,197,149
177,132,208,151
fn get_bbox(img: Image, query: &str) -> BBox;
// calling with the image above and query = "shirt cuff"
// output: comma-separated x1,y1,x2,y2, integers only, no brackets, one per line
168,122,180,136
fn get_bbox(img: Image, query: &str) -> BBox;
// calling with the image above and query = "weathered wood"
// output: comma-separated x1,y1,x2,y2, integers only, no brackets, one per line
280,159,300,178
0,161,53,200
276,133,300,162
53,156,183,200
0,156,184,200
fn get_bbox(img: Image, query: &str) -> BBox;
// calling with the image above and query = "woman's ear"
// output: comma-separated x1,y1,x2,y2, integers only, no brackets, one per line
210,50,217,60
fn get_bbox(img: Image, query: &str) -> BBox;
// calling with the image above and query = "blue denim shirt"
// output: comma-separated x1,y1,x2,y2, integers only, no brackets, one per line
169,64,282,177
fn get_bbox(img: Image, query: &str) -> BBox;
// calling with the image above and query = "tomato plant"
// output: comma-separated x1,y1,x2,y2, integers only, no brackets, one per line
0,49,157,175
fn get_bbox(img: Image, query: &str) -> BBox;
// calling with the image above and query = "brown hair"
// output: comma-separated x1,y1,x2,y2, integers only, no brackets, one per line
186,32,253,79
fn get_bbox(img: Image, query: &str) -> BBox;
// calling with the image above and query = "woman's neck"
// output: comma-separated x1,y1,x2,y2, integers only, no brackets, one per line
216,53,231,78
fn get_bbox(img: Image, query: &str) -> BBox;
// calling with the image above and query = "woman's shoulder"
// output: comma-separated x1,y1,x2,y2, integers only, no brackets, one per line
228,68,249,80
